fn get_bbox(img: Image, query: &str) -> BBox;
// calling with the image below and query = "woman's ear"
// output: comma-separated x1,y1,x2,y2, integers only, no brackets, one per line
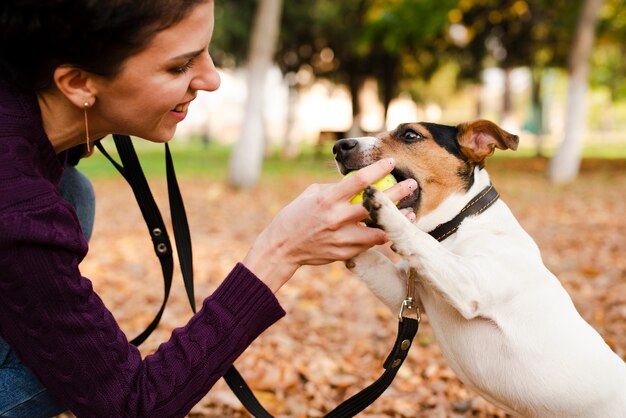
52,65,97,107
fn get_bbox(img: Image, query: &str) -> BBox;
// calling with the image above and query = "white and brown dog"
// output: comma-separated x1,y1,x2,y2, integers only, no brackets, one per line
333,120,626,417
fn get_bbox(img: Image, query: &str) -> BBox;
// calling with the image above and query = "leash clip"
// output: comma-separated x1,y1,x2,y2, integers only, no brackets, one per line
399,268,421,323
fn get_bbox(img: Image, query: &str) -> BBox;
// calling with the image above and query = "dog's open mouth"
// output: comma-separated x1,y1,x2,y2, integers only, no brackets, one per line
391,167,421,211
336,161,421,211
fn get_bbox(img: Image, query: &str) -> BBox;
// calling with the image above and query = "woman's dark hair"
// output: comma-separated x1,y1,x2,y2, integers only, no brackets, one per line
0,0,208,92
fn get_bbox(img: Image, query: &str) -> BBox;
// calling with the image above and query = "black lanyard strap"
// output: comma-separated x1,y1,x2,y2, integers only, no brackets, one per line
223,318,419,418
97,135,197,335
96,135,178,345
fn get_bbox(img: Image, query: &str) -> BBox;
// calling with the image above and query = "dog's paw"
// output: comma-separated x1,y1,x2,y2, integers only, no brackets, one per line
362,185,398,230
362,186,416,258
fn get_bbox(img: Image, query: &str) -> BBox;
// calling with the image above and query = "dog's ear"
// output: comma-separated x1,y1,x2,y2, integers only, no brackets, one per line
456,120,519,165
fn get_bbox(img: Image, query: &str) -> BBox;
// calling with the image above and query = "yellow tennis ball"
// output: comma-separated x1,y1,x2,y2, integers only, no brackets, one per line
344,171,398,204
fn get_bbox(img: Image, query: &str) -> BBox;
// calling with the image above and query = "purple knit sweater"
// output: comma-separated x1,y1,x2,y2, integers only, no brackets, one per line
0,83,286,417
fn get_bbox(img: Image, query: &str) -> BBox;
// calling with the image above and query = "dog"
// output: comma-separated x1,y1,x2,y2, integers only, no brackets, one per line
333,120,626,417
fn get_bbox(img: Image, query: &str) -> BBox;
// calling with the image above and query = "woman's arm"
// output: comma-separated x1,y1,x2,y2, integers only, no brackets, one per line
0,201,284,418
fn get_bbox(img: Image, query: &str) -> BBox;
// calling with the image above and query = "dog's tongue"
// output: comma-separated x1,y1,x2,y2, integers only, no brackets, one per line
397,185,420,210
389,168,419,210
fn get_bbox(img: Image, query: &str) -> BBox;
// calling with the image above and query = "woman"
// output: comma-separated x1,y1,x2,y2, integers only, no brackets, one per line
0,0,417,417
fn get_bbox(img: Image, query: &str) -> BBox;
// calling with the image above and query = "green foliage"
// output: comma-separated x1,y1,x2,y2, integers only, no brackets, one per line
443,0,581,82
592,0,626,100
363,0,456,55
211,0,257,67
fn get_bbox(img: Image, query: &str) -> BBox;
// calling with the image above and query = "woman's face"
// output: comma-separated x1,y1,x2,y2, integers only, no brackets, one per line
90,0,220,142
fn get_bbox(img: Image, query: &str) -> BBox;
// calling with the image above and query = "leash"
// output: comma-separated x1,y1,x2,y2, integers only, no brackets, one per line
96,135,195,345
427,184,499,242
223,277,419,418
96,136,420,417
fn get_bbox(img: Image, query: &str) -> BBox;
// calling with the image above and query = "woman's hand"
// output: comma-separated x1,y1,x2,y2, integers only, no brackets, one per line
243,158,418,293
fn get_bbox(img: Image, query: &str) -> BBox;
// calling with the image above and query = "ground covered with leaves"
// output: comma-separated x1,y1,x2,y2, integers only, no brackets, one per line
66,158,625,417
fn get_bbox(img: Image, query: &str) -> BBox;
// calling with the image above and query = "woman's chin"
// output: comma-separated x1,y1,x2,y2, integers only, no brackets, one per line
140,127,177,143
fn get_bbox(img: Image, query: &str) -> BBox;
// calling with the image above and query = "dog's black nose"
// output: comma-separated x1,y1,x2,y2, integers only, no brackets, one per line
333,138,358,155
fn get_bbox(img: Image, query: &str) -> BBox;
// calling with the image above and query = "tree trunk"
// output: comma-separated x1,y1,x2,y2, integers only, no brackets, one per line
348,72,364,137
530,68,544,157
501,67,513,124
474,83,483,119
228,0,283,189
379,55,398,131
282,74,299,159
548,0,604,183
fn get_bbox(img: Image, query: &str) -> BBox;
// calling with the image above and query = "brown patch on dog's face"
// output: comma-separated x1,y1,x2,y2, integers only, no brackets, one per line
333,120,518,219
377,123,473,218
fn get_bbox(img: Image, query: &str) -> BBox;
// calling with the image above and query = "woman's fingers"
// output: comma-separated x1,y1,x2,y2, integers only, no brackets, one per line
300,222,389,265
338,177,418,224
331,160,417,217
383,178,418,205
399,207,417,223
333,158,396,202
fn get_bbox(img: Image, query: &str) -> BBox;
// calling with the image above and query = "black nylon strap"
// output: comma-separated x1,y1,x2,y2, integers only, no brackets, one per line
325,317,419,418
224,318,419,418
223,367,274,418
165,143,196,312
96,135,174,346
428,184,499,242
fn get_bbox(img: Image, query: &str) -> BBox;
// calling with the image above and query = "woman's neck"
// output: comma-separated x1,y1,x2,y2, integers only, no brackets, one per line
36,89,88,154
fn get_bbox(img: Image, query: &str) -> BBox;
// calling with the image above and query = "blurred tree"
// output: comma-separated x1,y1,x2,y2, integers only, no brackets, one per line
276,0,457,133
276,0,366,147
445,1,578,128
282,0,375,135
360,0,457,127
228,0,284,189
549,0,606,183
211,0,255,67
592,0,626,102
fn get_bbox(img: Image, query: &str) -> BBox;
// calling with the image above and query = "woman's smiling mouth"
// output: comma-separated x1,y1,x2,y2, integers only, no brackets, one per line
169,99,194,122
172,102,191,113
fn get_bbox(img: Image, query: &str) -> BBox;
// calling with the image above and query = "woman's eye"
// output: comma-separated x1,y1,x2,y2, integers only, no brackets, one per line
403,129,422,141
171,59,195,74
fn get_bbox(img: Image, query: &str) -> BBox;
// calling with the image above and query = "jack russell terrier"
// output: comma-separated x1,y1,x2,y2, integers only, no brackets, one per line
333,120,626,417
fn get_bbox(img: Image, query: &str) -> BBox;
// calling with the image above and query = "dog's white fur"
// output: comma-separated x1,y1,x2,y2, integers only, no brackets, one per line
351,164,626,417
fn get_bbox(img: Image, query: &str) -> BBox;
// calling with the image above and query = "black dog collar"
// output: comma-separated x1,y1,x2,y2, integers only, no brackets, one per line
428,184,500,242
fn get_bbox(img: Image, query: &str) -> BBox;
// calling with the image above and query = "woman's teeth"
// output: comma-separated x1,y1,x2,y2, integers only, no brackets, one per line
172,103,189,113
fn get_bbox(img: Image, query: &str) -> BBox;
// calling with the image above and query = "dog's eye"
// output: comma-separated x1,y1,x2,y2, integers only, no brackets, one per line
402,129,423,142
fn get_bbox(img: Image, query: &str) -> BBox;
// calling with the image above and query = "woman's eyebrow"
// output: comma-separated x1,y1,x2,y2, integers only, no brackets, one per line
168,48,205,62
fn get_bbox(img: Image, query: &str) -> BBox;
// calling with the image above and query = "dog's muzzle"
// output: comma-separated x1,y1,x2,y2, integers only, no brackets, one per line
333,138,421,211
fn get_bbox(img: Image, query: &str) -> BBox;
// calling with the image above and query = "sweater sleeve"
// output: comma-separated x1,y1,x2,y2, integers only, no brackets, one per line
0,199,286,418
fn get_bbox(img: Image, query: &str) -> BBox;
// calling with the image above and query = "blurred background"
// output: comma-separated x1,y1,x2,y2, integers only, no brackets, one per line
82,0,626,187
173,0,625,187
71,1,626,417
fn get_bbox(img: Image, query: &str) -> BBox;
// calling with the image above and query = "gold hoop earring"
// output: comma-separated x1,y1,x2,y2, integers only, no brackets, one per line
83,102,91,153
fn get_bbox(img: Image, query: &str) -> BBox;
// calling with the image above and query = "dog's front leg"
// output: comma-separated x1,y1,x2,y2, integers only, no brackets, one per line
346,249,411,312
363,186,485,320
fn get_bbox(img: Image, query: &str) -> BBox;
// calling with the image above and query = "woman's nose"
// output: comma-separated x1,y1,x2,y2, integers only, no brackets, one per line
191,53,221,92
